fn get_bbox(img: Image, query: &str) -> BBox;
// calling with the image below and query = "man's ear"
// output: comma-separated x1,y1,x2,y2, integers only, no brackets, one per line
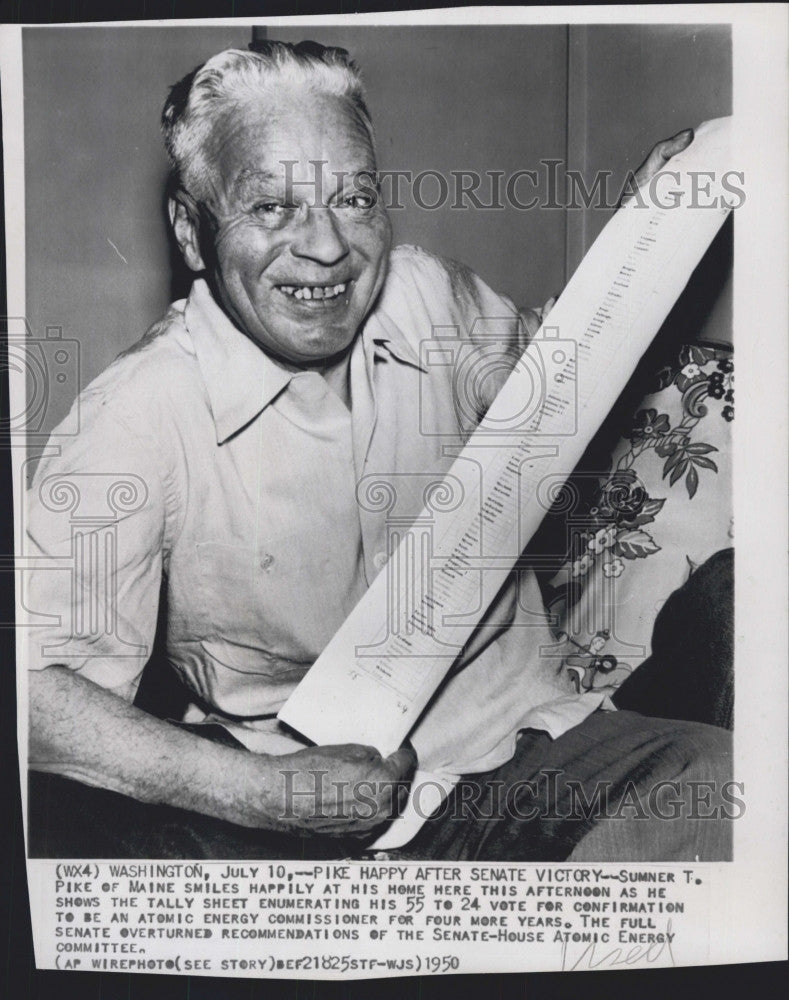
168,193,206,272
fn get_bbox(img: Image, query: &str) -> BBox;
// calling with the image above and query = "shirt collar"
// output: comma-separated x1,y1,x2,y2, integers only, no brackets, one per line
183,277,426,445
184,279,293,445
367,309,427,373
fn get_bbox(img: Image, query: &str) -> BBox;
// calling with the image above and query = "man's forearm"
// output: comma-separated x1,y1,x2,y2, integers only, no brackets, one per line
28,666,281,830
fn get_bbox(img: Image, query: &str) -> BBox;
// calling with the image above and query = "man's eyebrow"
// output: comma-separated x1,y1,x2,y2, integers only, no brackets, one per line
233,168,286,196
330,167,376,187
232,165,379,203
344,167,378,181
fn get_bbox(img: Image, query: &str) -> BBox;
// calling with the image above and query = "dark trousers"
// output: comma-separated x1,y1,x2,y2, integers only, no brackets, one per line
28,549,734,862
396,709,732,862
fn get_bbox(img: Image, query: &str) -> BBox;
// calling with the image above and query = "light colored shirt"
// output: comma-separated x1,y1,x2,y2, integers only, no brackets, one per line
24,245,604,773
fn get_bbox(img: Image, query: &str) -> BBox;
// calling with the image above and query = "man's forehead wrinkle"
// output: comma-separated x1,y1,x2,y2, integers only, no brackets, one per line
230,154,377,205
233,167,283,199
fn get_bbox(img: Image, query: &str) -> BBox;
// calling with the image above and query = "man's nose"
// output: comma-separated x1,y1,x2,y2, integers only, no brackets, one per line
289,206,350,266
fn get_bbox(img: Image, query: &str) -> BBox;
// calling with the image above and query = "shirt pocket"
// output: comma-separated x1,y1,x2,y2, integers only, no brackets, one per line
194,539,330,663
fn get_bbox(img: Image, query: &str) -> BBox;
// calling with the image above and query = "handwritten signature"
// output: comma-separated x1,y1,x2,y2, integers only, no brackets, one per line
560,918,676,971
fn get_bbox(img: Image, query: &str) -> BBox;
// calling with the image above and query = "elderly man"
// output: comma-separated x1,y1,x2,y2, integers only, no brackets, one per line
27,40,732,861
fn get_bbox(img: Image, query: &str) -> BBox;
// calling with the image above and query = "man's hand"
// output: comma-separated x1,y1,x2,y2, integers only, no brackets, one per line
30,666,417,840
621,128,695,206
260,742,418,838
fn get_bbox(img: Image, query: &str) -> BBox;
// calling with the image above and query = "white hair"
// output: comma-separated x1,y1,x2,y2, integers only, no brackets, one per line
162,40,375,205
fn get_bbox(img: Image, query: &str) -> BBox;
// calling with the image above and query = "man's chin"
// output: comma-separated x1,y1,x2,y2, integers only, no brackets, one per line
274,314,366,363
293,335,359,368
259,323,358,369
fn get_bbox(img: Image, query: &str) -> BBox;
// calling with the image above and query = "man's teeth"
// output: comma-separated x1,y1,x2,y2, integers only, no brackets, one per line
280,283,347,301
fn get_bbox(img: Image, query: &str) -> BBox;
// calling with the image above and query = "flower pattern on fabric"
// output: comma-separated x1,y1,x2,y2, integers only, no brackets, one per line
654,346,735,430
545,342,733,692
629,408,671,442
602,557,625,578
633,344,735,500
571,553,594,578
558,630,633,694
588,526,617,554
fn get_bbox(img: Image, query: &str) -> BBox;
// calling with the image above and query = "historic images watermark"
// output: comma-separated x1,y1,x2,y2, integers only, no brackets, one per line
278,160,746,213
277,769,746,825
2,316,81,439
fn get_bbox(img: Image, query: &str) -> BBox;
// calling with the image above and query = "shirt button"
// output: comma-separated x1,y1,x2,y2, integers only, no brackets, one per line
373,551,388,571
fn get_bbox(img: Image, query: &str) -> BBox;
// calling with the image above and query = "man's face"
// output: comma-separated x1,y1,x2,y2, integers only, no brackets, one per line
195,90,391,366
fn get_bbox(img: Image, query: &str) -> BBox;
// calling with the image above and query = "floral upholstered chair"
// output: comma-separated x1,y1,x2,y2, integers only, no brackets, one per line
530,338,734,720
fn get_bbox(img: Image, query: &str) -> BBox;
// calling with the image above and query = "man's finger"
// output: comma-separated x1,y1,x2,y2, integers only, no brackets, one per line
622,128,695,207
642,129,694,179
656,127,694,161
383,744,418,780
329,743,382,764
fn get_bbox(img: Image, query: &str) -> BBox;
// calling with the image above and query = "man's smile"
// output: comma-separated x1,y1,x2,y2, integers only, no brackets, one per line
275,280,352,306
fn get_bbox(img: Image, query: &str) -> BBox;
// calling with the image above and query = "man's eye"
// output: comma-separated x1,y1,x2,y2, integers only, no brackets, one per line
343,193,376,210
253,202,286,216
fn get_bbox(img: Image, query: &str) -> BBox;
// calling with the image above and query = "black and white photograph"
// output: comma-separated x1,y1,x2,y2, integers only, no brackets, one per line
1,4,786,982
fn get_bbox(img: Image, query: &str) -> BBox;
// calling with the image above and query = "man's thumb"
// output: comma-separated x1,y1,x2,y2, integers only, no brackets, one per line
384,744,418,778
